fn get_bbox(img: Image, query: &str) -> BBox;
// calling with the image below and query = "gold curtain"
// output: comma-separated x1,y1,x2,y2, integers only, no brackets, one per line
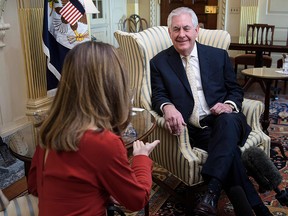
17,0,46,100
239,0,258,43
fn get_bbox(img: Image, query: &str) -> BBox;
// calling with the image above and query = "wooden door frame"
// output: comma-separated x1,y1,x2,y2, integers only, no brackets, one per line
149,0,227,30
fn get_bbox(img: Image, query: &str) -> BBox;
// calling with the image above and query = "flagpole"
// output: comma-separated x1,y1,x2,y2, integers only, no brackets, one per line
87,14,92,40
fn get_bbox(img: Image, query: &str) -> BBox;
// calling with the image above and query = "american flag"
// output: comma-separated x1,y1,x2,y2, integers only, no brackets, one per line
43,0,89,95
60,0,85,26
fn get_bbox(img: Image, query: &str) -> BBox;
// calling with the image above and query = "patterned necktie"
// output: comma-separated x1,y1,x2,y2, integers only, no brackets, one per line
185,56,204,128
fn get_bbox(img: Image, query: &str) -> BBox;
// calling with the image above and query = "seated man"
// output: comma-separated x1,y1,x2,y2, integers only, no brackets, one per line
150,6,272,216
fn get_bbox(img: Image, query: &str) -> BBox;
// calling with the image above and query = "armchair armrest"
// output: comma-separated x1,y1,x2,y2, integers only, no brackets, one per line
148,110,205,186
241,98,271,156
242,98,264,131
0,194,38,216
148,99,271,184
0,190,9,212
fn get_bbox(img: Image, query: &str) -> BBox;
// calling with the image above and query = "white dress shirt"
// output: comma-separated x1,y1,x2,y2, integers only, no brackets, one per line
181,44,211,120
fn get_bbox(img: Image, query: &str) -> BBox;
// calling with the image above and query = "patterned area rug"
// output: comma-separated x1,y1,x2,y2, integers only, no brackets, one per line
126,145,288,216
216,145,288,216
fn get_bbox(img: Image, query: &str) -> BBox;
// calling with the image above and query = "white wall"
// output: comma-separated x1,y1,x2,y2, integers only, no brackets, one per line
225,0,241,37
0,0,28,137
225,0,241,57
257,0,288,66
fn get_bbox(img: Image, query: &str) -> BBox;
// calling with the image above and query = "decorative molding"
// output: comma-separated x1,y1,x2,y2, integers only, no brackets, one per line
150,0,156,26
150,0,227,29
0,0,10,48
26,97,53,116
220,0,226,30
0,0,7,18
0,117,31,138
268,0,288,14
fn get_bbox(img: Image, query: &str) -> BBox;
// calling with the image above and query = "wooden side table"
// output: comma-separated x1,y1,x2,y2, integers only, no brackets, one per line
241,67,288,159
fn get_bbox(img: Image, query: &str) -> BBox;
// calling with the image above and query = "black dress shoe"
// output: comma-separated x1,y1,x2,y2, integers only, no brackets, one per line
193,190,219,216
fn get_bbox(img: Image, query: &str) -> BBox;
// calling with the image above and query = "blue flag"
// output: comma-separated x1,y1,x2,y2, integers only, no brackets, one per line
43,0,89,96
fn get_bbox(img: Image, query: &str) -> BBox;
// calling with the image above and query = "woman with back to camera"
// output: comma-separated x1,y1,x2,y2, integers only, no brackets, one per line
28,41,160,216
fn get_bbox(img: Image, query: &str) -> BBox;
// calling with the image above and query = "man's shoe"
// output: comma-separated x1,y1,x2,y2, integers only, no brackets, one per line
193,190,219,216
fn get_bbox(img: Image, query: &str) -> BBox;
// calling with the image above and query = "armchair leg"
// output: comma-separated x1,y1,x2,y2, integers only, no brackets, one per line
144,203,149,216
106,204,126,216
106,203,149,216
152,175,207,215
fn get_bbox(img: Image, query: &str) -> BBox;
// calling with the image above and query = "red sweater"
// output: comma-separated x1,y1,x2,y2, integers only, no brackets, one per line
28,130,153,216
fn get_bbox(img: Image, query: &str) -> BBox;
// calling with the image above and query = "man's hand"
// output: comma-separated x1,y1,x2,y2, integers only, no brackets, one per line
163,104,186,135
210,103,233,115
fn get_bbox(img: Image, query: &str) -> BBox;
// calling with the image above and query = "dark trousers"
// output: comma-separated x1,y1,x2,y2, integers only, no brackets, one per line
187,112,262,207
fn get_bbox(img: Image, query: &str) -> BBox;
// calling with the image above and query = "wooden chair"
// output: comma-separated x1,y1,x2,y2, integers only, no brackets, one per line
235,24,275,92
114,26,271,212
234,23,275,73
123,14,148,33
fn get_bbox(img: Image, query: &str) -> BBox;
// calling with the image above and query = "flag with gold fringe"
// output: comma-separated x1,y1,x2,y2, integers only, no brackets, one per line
43,0,89,96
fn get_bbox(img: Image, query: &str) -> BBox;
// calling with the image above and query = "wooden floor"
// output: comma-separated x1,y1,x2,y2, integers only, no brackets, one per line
2,177,27,201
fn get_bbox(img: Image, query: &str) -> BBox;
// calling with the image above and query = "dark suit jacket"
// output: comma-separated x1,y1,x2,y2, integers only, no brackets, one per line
150,42,244,124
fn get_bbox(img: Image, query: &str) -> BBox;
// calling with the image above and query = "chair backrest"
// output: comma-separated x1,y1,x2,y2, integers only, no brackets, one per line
245,24,275,55
123,14,149,33
114,26,231,109
114,26,171,108
198,28,231,49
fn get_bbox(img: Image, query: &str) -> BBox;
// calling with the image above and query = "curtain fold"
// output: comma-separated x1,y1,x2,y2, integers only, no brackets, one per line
239,0,258,43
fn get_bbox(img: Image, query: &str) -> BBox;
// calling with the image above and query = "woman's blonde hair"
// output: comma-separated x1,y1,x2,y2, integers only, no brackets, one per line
40,42,131,151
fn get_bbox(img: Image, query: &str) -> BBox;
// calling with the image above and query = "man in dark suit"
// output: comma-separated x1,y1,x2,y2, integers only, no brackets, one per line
150,7,272,216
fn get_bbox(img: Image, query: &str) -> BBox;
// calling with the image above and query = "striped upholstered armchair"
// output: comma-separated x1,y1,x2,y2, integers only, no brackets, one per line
114,26,271,187
0,193,38,216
